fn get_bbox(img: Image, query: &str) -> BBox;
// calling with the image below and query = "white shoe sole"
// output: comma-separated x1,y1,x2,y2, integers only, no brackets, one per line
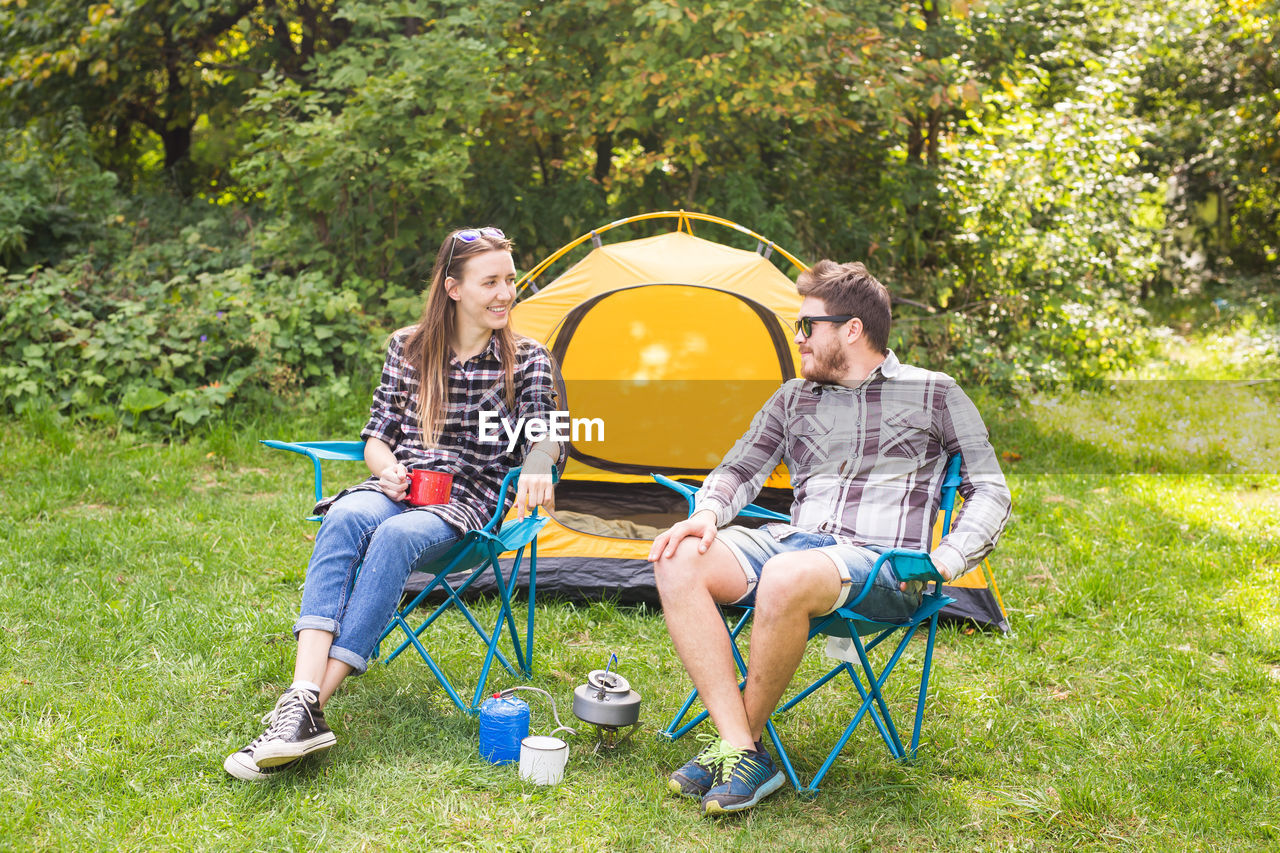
253,731,337,767
701,770,786,814
224,751,297,782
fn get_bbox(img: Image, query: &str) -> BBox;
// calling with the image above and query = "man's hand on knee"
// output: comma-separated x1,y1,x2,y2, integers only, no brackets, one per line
648,510,719,562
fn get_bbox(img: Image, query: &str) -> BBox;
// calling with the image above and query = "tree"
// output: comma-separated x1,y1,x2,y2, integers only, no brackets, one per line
232,1,505,283
0,0,350,192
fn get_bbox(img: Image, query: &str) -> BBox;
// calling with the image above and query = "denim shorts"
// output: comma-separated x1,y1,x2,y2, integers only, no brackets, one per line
716,526,922,622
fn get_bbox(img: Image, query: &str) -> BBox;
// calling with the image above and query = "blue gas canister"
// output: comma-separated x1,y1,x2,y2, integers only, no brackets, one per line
478,694,530,765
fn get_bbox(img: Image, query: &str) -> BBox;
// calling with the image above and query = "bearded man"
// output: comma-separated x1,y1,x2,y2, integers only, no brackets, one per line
649,260,1012,815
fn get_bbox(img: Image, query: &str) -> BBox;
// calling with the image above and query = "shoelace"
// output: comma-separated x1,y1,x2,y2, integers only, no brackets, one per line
703,740,749,781
690,732,723,768
259,688,319,742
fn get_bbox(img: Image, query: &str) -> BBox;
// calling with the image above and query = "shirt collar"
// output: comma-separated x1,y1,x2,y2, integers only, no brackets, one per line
450,333,502,367
876,349,902,379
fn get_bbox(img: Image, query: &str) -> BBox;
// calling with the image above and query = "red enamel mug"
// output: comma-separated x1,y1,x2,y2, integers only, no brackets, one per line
407,469,452,506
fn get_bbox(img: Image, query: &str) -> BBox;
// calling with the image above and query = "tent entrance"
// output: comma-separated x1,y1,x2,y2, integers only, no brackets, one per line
552,283,795,478
549,480,795,541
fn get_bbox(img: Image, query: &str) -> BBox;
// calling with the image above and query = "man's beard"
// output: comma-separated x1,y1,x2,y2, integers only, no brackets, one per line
800,340,848,384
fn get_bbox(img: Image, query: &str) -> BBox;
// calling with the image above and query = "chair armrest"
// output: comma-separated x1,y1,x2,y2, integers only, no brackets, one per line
489,463,560,533
260,439,366,506
877,549,945,584
843,548,946,612
652,474,699,515
651,474,791,522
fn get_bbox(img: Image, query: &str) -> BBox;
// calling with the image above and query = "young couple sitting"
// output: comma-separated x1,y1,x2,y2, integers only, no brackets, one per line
225,235,1011,825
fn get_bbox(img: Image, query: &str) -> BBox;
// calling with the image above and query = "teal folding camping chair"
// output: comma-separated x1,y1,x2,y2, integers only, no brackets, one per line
262,439,552,715
654,454,964,796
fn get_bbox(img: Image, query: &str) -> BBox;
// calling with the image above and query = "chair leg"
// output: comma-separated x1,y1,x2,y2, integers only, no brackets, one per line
840,660,902,760
526,538,537,678
472,564,509,710
776,660,849,714
801,624,931,793
909,613,941,760
491,542,527,677
763,718,803,792
805,672,894,794
392,609,472,714
855,626,924,760
384,577,519,678
662,674,748,741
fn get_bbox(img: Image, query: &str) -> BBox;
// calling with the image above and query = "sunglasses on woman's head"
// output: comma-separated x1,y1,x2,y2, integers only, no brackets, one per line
794,315,854,338
444,226,507,274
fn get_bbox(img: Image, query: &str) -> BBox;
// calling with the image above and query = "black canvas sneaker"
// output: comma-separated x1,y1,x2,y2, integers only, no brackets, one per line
242,686,336,769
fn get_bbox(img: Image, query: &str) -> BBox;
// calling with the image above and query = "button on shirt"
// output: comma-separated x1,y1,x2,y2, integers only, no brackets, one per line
692,351,1011,580
315,331,561,534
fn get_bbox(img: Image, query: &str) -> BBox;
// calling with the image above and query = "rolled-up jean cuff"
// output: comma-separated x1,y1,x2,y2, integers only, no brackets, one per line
293,615,341,637
328,644,369,675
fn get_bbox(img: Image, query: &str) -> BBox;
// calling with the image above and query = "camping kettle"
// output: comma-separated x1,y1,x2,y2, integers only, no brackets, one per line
572,657,641,729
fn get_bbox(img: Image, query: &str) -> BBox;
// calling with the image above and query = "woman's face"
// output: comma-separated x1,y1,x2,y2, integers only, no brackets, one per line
446,250,518,334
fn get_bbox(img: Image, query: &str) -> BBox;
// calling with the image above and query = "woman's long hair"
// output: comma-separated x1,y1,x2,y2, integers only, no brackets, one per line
403,228,517,447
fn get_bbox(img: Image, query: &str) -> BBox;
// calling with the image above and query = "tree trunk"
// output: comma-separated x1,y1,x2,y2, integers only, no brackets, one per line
594,132,613,183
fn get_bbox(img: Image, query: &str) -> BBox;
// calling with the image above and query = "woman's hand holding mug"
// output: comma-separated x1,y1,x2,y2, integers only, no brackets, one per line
377,462,409,501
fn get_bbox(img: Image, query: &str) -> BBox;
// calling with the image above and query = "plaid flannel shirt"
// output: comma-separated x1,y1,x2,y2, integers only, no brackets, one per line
316,330,561,534
693,351,1012,580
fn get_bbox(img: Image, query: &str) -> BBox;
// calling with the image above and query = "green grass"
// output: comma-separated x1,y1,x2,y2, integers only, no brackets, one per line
2,325,1278,851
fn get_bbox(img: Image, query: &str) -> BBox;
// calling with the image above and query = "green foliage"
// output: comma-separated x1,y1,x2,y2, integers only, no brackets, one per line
891,63,1163,383
233,1,502,283
0,0,351,190
0,207,384,431
0,113,118,267
1136,0,1280,279
3,0,1278,418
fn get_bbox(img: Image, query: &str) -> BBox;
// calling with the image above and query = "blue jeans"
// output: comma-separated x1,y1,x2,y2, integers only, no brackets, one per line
294,490,462,673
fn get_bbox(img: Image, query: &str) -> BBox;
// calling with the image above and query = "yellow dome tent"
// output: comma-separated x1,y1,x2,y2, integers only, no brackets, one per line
453,211,1007,630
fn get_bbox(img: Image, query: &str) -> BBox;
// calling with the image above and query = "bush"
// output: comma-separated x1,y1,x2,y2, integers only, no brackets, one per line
888,65,1162,385
0,113,119,268
1,239,386,431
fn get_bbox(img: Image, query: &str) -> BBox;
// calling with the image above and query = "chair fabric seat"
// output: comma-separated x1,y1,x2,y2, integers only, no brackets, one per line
826,592,956,638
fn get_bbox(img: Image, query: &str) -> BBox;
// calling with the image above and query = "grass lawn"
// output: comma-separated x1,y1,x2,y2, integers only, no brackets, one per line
1,328,1277,850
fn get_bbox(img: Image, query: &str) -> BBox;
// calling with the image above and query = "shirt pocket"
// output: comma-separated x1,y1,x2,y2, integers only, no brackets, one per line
788,412,833,468
879,410,932,461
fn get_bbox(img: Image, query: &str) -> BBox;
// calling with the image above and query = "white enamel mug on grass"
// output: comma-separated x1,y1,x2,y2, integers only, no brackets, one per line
518,735,569,785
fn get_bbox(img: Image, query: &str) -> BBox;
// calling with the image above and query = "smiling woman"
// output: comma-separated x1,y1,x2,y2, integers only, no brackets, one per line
222,226,565,783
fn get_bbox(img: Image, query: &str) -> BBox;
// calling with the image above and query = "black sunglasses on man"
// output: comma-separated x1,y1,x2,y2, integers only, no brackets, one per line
794,315,854,338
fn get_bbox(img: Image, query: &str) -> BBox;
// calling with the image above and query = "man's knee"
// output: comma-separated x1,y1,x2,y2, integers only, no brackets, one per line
755,552,839,618
652,536,708,593
653,536,748,605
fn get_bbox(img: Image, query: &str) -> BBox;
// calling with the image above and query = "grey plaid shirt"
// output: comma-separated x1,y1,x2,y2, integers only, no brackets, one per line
693,351,1011,580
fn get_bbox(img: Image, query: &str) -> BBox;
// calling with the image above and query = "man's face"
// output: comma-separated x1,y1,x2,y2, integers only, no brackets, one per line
795,296,849,383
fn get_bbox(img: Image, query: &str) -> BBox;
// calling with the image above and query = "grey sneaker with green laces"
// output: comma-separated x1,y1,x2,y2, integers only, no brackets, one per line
700,742,786,815
669,734,730,798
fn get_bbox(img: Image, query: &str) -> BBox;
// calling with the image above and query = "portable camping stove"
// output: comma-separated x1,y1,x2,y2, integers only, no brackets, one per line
571,657,642,751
